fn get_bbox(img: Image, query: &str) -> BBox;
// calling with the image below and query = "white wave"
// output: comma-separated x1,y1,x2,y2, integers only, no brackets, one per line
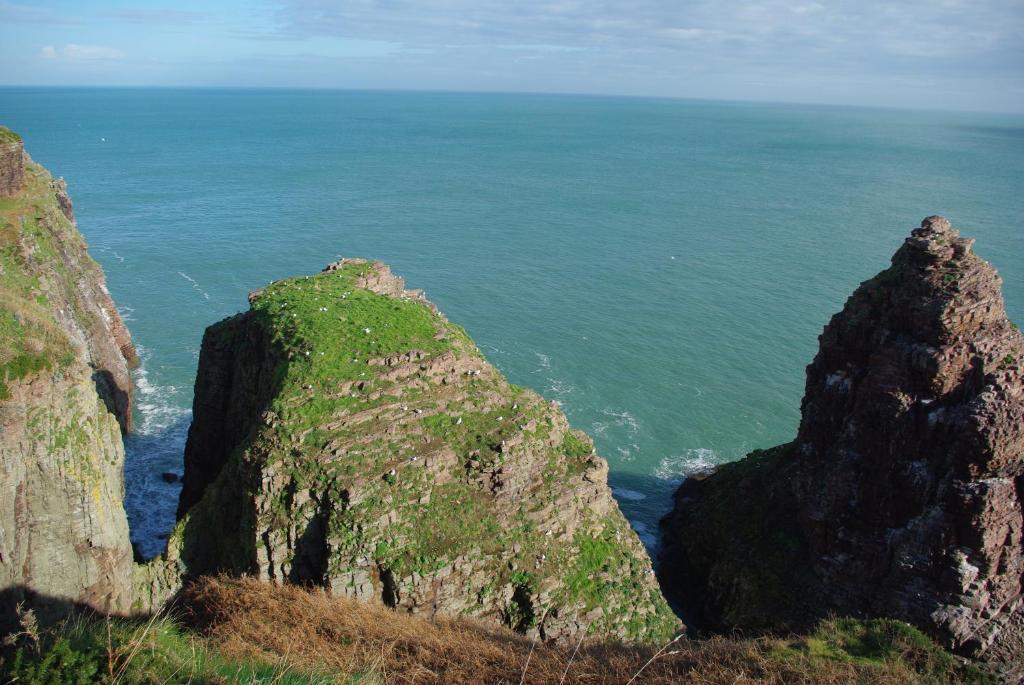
600,408,640,435
534,352,551,371
125,346,192,559
612,487,647,501
132,347,190,435
654,448,718,484
546,377,575,397
178,271,211,301
97,246,125,263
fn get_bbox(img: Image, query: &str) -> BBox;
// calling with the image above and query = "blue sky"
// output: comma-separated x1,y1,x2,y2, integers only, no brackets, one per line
1,0,1022,112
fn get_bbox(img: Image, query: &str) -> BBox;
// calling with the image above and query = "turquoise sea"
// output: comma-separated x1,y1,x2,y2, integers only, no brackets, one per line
1,88,1021,558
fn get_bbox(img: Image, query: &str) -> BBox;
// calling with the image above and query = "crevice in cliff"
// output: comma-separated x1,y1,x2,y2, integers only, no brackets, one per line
289,493,331,586
92,367,131,434
379,566,399,608
507,583,536,634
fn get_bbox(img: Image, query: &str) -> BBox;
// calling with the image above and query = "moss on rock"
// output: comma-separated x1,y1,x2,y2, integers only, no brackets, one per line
177,260,679,645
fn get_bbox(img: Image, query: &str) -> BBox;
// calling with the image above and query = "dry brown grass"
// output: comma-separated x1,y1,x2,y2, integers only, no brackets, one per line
178,577,978,685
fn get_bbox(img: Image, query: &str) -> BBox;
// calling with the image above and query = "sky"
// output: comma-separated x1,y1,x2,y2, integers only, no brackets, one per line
1,0,1022,112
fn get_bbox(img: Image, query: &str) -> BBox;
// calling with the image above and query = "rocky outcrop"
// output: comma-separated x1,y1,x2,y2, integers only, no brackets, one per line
660,217,1024,675
0,136,138,628
0,127,23,197
175,259,679,644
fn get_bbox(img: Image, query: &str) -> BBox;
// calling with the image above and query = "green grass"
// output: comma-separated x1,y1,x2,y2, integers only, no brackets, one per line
564,528,619,608
245,264,470,445
1,613,339,685
772,618,993,684
561,431,592,459
0,160,97,399
0,126,21,145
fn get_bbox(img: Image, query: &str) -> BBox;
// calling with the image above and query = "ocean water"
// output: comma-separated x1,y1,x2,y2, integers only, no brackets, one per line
1,88,1021,559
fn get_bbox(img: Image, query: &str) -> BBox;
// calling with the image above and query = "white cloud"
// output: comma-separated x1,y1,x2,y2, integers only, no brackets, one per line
100,8,207,25
660,28,729,41
265,0,1023,62
41,43,126,61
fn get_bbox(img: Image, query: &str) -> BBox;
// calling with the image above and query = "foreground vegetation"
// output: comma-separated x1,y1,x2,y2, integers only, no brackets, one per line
0,578,991,684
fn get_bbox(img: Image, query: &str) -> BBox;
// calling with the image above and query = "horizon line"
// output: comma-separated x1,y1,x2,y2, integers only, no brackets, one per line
1,84,1021,117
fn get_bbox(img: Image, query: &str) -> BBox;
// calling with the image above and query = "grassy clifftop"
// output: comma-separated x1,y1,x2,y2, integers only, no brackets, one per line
0,128,21,145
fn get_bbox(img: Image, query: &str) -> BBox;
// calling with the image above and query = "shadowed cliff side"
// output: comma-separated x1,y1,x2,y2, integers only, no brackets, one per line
174,258,680,645
0,126,139,629
660,217,1024,679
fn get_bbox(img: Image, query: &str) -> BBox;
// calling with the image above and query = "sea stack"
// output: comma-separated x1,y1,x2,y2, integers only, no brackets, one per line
0,128,138,626
660,217,1023,673
173,258,679,644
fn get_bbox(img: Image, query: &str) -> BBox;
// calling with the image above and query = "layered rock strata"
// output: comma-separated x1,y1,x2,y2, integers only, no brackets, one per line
661,217,1023,674
0,129,139,627
176,259,679,644
0,127,23,197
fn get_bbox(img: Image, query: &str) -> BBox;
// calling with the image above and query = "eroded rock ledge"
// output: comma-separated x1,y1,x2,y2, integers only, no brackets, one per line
174,258,679,644
660,217,1024,677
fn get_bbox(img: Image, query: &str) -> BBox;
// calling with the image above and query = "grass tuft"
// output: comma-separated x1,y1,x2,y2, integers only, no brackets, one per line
0,127,21,145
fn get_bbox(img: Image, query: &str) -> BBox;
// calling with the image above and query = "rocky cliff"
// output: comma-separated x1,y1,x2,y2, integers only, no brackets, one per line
0,127,139,627
175,259,679,644
0,128,24,198
660,217,1023,674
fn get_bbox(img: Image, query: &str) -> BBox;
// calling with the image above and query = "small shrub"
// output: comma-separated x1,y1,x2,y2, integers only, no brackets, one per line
6,637,101,685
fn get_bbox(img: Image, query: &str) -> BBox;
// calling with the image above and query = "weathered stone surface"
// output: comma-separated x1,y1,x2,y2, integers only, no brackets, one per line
176,258,679,645
0,138,138,627
0,126,24,197
661,217,1023,676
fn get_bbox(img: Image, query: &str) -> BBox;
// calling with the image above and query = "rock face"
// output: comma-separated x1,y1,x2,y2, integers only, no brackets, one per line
176,259,678,644
660,217,1024,673
0,134,139,628
0,127,24,197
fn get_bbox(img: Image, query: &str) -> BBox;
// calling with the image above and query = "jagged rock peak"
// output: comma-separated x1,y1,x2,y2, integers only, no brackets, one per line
801,215,1022,474
660,216,1023,678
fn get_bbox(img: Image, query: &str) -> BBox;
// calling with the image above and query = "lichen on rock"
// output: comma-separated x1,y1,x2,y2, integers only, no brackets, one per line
0,130,138,627
660,216,1024,678
176,258,679,644
0,126,24,198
